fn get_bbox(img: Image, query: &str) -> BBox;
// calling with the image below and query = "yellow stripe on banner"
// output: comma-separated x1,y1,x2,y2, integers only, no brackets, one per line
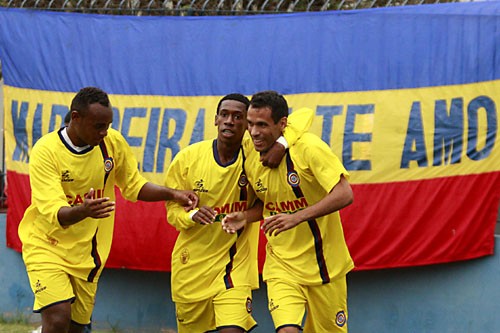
287,81,500,183
4,81,500,185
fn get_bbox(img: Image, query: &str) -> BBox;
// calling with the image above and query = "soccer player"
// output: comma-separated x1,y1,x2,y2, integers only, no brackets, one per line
18,87,198,333
165,93,312,333
222,90,354,333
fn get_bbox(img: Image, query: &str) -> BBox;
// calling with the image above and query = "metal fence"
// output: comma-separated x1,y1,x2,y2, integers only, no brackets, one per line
0,0,472,15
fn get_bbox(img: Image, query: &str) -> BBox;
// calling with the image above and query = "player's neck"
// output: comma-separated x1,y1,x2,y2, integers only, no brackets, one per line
64,126,90,149
216,139,241,165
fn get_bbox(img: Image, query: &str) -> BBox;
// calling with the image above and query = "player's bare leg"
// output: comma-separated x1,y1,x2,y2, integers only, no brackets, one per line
277,326,300,333
41,302,72,333
219,327,245,333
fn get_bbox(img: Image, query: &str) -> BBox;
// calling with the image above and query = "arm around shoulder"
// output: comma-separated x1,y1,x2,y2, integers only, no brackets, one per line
282,107,314,146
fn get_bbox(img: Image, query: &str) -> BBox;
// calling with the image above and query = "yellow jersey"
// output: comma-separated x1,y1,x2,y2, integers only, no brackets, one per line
166,139,259,302
19,127,148,282
246,133,354,285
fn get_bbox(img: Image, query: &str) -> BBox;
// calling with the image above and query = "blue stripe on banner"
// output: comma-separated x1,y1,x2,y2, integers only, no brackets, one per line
1,3,500,96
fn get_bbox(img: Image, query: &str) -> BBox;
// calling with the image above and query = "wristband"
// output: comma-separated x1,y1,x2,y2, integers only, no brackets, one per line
276,135,289,149
188,209,199,221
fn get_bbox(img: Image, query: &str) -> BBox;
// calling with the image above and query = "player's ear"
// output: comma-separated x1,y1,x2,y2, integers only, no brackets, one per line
214,114,218,126
279,116,287,131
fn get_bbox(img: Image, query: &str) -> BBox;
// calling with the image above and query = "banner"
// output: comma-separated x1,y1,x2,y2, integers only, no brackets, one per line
1,3,499,271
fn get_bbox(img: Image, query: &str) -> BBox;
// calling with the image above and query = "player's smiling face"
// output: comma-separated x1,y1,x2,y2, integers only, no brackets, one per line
247,106,286,153
215,99,248,145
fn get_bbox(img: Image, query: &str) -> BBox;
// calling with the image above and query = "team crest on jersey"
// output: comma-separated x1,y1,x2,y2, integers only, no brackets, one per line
287,171,300,187
238,173,248,187
180,248,190,264
335,310,347,327
246,297,253,313
104,157,114,173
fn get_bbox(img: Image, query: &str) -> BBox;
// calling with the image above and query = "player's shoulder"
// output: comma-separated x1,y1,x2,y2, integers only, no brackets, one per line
32,129,62,152
297,132,325,146
293,132,332,155
185,139,212,152
105,127,123,140
175,139,213,159
103,128,134,148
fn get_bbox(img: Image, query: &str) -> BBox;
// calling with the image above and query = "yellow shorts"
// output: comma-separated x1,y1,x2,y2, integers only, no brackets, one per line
266,276,348,333
175,286,257,333
27,268,96,325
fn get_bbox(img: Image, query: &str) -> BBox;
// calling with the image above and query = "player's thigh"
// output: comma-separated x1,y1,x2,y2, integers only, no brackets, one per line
213,286,256,332
27,268,75,313
69,276,97,325
266,279,305,331
303,276,348,333
175,298,216,333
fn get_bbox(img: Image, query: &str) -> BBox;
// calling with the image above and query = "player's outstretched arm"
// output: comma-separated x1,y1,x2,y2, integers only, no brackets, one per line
138,182,198,211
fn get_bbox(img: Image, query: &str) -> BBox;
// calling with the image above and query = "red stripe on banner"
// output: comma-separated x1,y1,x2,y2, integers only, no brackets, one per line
6,171,500,272
342,172,500,270
6,171,30,251
106,193,178,271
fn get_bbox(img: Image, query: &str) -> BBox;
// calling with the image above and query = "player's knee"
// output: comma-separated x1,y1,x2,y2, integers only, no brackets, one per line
42,319,71,333
41,302,72,333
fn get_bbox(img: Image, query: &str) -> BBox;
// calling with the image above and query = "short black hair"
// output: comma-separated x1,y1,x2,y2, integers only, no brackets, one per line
216,93,250,114
249,90,288,123
70,87,110,116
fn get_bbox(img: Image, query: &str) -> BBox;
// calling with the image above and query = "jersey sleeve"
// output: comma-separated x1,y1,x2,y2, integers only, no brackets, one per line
29,141,70,228
165,150,197,231
112,131,148,201
282,107,314,147
304,134,350,192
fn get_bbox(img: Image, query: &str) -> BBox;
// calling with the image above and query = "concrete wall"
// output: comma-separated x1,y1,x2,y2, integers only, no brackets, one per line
2,213,500,332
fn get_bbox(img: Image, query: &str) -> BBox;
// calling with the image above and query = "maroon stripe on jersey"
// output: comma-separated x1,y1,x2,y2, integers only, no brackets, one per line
223,229,242,289
87,231,102,282
307,220,330,284
99,141,111,187
239,185,247,201
285,151,330,283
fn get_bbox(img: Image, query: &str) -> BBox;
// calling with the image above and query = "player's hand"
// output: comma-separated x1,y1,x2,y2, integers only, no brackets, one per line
261,213,301,236
260,141,285,168
174,190,199,211
83,188,115,219
192,206,216,225
221,212,247,234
